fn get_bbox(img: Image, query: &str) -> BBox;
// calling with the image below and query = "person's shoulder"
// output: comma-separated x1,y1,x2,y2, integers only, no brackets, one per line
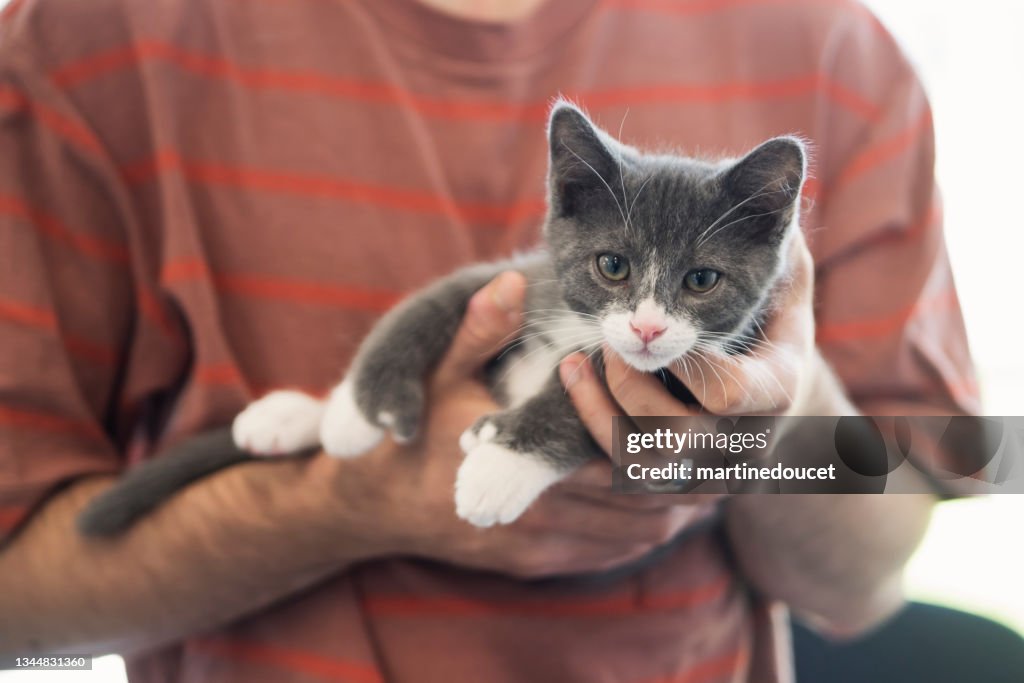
0,0,213,72
752,0,884,36
752,0,896,57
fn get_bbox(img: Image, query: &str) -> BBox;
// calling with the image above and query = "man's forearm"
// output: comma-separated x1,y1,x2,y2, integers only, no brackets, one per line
725,492,933,637
0,455,367,657
726,355,935,637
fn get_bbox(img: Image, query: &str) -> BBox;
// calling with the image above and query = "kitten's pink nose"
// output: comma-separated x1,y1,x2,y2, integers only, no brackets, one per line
630,321,667,345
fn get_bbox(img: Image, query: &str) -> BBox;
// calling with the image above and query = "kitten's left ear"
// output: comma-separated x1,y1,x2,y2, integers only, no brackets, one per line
721,136,807,223
546,101,622,218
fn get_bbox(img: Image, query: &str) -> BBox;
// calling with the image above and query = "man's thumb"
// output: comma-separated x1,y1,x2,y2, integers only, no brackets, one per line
436,271,526,382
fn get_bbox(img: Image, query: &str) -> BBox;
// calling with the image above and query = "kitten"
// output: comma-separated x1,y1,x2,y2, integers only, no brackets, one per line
78,101,806,535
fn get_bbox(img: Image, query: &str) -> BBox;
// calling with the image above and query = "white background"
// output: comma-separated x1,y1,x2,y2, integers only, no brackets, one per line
1,0,1022,681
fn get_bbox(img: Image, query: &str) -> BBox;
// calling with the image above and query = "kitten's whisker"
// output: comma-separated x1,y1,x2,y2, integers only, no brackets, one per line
692,345,768,410
561,342,605,392
695,178,790,245
689,347,761,410
745,351,796,407
697,206,787,247
626,172,654,232
674,356,709,408
688,356,710,408
696,181,778,242
527,309,604,320
616,108,633,238
572,343,608,389
561,142,630,233
693,351,730,407
697,332,776,356
499,330,604,376
697,330,802,396
494,319,602,361
506,327,601,349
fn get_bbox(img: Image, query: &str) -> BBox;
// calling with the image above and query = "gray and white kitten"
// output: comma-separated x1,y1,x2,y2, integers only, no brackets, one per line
230,102,807,527
76,102,805,536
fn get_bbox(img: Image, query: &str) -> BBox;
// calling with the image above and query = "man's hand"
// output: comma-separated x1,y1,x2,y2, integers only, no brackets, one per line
304,272,706,578
555,231,932,638
0,271,709,657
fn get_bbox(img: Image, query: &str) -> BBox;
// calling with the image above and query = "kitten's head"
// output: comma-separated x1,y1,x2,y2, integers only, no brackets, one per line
544,101,806,372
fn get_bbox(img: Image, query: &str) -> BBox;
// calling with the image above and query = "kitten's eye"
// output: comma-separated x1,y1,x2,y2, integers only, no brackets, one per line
684,269,720,293
597,253,630,281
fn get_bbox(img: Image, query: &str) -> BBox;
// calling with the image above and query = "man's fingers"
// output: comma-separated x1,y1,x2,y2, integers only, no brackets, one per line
435,271,526,384
560,353,624,453
604,353,695,417
786,228,814,299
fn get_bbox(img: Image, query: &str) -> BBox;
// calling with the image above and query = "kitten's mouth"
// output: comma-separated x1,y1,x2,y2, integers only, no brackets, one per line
612,345,678,372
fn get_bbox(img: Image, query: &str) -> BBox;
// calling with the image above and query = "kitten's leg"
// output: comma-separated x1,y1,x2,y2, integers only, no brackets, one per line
232,390,326,456
320,263,508,458
455,373,602,527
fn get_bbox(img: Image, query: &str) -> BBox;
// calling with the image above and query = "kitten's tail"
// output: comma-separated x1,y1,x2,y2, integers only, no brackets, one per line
77,428,251,537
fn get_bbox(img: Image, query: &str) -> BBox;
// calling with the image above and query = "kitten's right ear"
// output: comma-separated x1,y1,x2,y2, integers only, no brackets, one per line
721,136,807,215
547,101,619,218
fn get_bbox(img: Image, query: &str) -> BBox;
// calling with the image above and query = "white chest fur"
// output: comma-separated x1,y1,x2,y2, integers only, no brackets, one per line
497,312,600,407
499,340,564,407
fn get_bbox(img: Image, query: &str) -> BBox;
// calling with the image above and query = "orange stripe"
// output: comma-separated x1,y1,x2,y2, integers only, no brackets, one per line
194,362,245,386
193,638,383,683
0,194,143,348
49,38,882,123
122,148,817,226
0,505,27,533
121,149,546,225
0,86,102,154
633,647,747,683
830,109,933,192
611,0,892,44
163,259,402,313
817,287,957,344
0,297,57,330
0,297,119,366
135,286,182,341
365,575,730,618
63,335,118,366
0,192,130,264
0,0,27,22
581,74,881,123
0,405,104,440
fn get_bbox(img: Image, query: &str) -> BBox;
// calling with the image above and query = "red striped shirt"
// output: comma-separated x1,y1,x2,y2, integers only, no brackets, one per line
0,0,977,681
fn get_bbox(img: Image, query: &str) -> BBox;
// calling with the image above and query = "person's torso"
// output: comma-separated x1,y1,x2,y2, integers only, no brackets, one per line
28,0,868,679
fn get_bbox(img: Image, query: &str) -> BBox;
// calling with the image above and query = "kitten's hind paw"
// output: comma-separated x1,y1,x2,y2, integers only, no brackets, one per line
232,390,325,457
455,440,564,527
319,380,385,458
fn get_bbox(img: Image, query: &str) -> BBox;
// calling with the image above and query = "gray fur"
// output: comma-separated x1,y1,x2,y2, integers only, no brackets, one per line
340,101,805,524
78,428,255,537
77,100,806,534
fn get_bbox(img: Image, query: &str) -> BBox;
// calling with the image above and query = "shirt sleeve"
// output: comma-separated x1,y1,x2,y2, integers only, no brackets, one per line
0,40,135,542
809,13,978,418
807,11,980,484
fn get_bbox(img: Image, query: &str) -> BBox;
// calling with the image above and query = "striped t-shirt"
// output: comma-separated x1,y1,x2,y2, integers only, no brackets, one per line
0,0,977,682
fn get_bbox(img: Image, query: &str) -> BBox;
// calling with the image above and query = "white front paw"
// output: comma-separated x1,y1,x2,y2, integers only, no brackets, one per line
455,442,564,527
232,390,325,457
319,380,384,458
